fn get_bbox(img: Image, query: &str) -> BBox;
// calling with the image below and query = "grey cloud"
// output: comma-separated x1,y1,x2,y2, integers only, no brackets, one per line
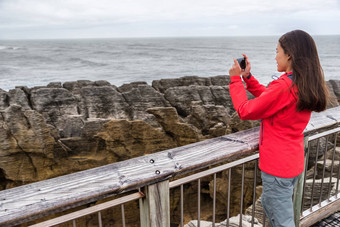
0,0,339,39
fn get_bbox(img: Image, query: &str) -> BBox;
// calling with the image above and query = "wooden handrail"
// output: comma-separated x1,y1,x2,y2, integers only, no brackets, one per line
0,106,339,226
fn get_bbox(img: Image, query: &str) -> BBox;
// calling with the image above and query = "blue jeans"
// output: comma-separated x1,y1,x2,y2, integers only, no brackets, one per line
261,171,299,227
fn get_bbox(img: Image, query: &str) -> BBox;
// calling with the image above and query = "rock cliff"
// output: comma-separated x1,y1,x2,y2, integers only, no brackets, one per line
0,75,254,189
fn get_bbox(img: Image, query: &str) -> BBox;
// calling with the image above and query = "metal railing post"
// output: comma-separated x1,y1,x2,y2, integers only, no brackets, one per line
293,136,309,226
139,180,170,227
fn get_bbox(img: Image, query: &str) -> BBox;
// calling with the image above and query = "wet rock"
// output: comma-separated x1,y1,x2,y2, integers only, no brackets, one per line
94,80,112,87
1,105,54,156
0,89,8,109
61,115,85,138
326,81,340,108
147,107,201,146
120,83,171,126
8,88,31,110
96,119,177,161
210,86,234,114
47,82,62,88
0,105,56,184
58,118,110,157
62,80,115,117
329,80,340,103
210,75,231,86
80,86,129,119
307,136,335,169
163,83,253,119
152,76,213,93
30,87,78,129
229,112,260,133
63,80,95,90
186,103,231,136
62,80,91,117
152,75,230,94
117,81,148,93
164,86,216,117
81,118,110,138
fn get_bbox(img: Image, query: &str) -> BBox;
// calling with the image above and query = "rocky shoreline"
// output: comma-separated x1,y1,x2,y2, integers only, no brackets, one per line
0,75,256,189
0,75,339,226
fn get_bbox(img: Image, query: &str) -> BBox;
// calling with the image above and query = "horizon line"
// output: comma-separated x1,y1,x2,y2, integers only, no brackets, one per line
1,34,340,41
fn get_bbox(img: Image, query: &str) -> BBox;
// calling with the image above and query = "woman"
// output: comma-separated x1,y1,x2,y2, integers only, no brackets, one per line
228,30,329,226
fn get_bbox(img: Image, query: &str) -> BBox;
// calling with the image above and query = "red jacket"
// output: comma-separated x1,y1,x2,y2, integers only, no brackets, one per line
229,73,311,178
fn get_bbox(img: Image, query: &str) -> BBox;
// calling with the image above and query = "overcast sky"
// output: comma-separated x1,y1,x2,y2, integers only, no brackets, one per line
0,0,340,39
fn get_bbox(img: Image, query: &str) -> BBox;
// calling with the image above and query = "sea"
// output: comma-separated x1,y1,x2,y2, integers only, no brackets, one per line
0,36,339,91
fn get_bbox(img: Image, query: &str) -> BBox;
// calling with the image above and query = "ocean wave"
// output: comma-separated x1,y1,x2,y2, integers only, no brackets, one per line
92,50,116,55
68,57,107,67
0,46,21,50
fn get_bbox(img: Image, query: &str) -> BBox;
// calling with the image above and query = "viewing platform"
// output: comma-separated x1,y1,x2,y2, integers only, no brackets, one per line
0,106,339,226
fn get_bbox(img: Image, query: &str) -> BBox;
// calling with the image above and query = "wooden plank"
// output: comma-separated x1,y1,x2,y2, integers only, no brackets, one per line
293,136,309,226
165,127,259,176
304,106,340,134
169,154,259,189
29,192,144,227
149,181,170,227
300,193,340,227
140,181,170,227
0,106,339,226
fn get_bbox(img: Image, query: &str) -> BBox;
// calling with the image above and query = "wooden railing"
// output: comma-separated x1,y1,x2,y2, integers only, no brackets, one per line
0,106,339,226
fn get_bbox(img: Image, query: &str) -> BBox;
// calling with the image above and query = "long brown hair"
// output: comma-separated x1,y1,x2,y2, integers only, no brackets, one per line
279,30,329,112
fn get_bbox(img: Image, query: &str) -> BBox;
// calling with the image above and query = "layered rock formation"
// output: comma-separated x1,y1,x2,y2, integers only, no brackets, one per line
0,76,339,226
0,75,242,189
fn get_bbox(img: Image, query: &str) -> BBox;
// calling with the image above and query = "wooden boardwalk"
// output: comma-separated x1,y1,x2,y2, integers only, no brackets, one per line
312,211,340,226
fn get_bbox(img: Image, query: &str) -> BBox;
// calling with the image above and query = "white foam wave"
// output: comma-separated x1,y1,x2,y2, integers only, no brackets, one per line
0,46,21,50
